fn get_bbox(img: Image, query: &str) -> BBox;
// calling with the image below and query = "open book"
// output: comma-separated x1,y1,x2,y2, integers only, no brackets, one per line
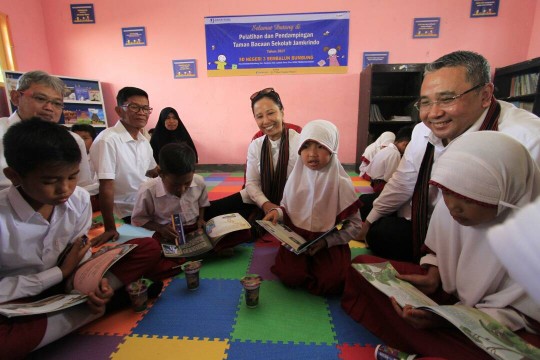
0,244,137,317
256,220,348,255
161,213,251,258
353,262,540,360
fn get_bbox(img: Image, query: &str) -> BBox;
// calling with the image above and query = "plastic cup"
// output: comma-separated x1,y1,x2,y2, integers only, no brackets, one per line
182,261,202,291
241,275,262,308
374,344,417,360
126,281,148,312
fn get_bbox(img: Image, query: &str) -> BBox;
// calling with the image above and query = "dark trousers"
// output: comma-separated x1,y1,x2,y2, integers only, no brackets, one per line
204,192,257,222
367,216,415,263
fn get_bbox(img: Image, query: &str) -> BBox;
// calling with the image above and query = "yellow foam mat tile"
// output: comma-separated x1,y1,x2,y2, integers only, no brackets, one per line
349,240,367,249
111,335,230,360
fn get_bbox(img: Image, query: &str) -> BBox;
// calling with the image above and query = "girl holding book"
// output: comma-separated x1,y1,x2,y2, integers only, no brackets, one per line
342,131,540,359
264,119,362,295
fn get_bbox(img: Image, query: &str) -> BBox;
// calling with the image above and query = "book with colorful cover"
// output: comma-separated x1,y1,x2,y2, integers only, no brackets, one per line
161,213,251,258
353,262,540,360
0,244,137,317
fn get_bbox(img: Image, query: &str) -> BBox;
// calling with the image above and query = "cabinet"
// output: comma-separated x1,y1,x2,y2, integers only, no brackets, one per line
355,63,425,171
493,57,540,116
3,70,107,129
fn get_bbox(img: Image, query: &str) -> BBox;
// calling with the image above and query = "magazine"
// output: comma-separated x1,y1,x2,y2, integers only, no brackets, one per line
353,262,540,360
161,213,251,258
0,244,137,317
256,220,348,255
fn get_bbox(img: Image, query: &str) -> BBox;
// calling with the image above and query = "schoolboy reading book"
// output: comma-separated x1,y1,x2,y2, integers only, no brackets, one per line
342,131,540,359
263,120,362,296
0,119,180,358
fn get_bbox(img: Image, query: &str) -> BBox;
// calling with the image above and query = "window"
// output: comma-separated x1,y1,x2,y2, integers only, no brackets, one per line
0,13,16,85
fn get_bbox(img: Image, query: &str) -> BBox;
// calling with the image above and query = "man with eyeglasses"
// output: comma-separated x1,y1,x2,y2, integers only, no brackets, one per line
89,87,158,245
0,70,95,193
356,50,540,263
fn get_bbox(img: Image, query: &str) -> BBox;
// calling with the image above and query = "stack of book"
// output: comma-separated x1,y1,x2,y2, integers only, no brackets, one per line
369,104,385,122
510,73,539,96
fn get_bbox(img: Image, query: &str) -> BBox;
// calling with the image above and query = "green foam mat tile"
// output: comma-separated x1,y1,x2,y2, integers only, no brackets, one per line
178,245,254,280
351,247,372,258
232,281,336,345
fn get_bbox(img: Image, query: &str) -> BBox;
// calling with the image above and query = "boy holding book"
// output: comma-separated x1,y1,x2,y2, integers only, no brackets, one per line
0,120,178,358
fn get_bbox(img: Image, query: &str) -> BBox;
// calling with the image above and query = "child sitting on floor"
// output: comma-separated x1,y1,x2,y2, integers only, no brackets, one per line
0,119,181,358
264,119,362,296
342,131,540,359
132,142,249,253
358,131,395,179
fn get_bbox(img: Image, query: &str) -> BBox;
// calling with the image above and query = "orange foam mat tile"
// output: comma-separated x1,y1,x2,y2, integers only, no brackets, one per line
78,307,146,336
111,335,229,360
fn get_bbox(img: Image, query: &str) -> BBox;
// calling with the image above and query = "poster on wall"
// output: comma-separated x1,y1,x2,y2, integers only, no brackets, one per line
413,17,440,38
204,11,349,77
471,0,499,17
363,52,389,69
172,59,197,79
70,4,95,24
122,27,147,47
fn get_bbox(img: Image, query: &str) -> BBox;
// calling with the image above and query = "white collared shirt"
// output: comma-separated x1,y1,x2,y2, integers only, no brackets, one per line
0,112,95,193
0,186,92,303
365,142,401,182
89,121,157,218
131,174,209,227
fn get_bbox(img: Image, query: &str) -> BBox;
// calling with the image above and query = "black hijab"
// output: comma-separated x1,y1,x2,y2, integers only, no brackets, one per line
150,107,198,163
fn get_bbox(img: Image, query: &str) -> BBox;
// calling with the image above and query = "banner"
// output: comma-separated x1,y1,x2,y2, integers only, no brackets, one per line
205,12,349,76
471,0,499,17
363,52,389,69
173,59,197,79
70,4,95,24
413,17,440,39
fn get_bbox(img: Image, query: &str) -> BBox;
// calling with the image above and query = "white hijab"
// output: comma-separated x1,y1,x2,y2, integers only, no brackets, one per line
281,120,358,233
359,131,395,174
424,131,540,325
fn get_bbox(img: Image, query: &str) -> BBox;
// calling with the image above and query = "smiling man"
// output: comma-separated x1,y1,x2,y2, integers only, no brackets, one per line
0,70,94,192
356,50,540,262
89,87,158,244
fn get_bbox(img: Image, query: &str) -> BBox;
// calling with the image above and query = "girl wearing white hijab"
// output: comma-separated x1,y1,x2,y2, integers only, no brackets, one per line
342,131,540,358
265,120,361,295
359,131,395,179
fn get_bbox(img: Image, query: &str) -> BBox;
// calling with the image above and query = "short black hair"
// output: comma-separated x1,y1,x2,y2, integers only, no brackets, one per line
4,118,81,176
395,125,413,142
71,123,96,140
116,86,149,106
159,142,196,175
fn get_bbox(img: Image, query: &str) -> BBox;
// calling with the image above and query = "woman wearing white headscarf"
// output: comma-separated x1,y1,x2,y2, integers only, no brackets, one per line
358,131,395,179
265,120,361,295
342,131,540,359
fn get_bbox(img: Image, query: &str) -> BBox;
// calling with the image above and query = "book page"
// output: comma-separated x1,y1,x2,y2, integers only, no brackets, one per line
352,262,437,307
256,220,307,251
162,231,213,258
0,294,87,318
205,213,251,240
73,244,137,294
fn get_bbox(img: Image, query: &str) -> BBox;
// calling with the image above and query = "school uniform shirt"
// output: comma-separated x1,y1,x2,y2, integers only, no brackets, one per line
0,186,92,303
367,100,540,225
243,128,300,207
279,120,361,247
364,142,401,182
89,120,157,218
359,131,395,176
0,112,95,193
421,132,540,331
131,174,210,227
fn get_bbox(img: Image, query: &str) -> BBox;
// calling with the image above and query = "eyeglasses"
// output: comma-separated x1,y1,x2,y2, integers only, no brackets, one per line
19,91,64,110
121,103,153,114
250,87,281,103
414,83,486,112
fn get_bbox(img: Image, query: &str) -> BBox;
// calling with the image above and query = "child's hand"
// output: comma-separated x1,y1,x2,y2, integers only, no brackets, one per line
390,297,446,329
197,217,206,230
396,266,440,295
263,209,279,224
86,278,114,315
262,201,279,215
59,236,92,279
158,224,178,242
92,230,119,246
307,239,327,256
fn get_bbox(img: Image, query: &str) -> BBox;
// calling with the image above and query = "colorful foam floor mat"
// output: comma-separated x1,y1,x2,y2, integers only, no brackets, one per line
29,172,380,360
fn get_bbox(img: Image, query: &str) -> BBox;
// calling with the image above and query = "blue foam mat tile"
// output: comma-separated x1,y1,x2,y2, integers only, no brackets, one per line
227,340,340,360
326,296,381,346
132,277,242,339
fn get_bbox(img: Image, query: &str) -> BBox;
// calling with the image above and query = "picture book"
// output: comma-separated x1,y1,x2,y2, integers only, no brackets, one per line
256,220,348,255
0,244,137,317
161,213,251,258
353,262,540,360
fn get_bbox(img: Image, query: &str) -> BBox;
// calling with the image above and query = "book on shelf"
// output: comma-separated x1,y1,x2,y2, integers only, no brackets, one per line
74,86,90,101
256,219,348,255
369,104,385,122
0,244,137,317
510,73,539,97
161,213,251,258
89,89,101,102
353,262,540,360
511,101,534,112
